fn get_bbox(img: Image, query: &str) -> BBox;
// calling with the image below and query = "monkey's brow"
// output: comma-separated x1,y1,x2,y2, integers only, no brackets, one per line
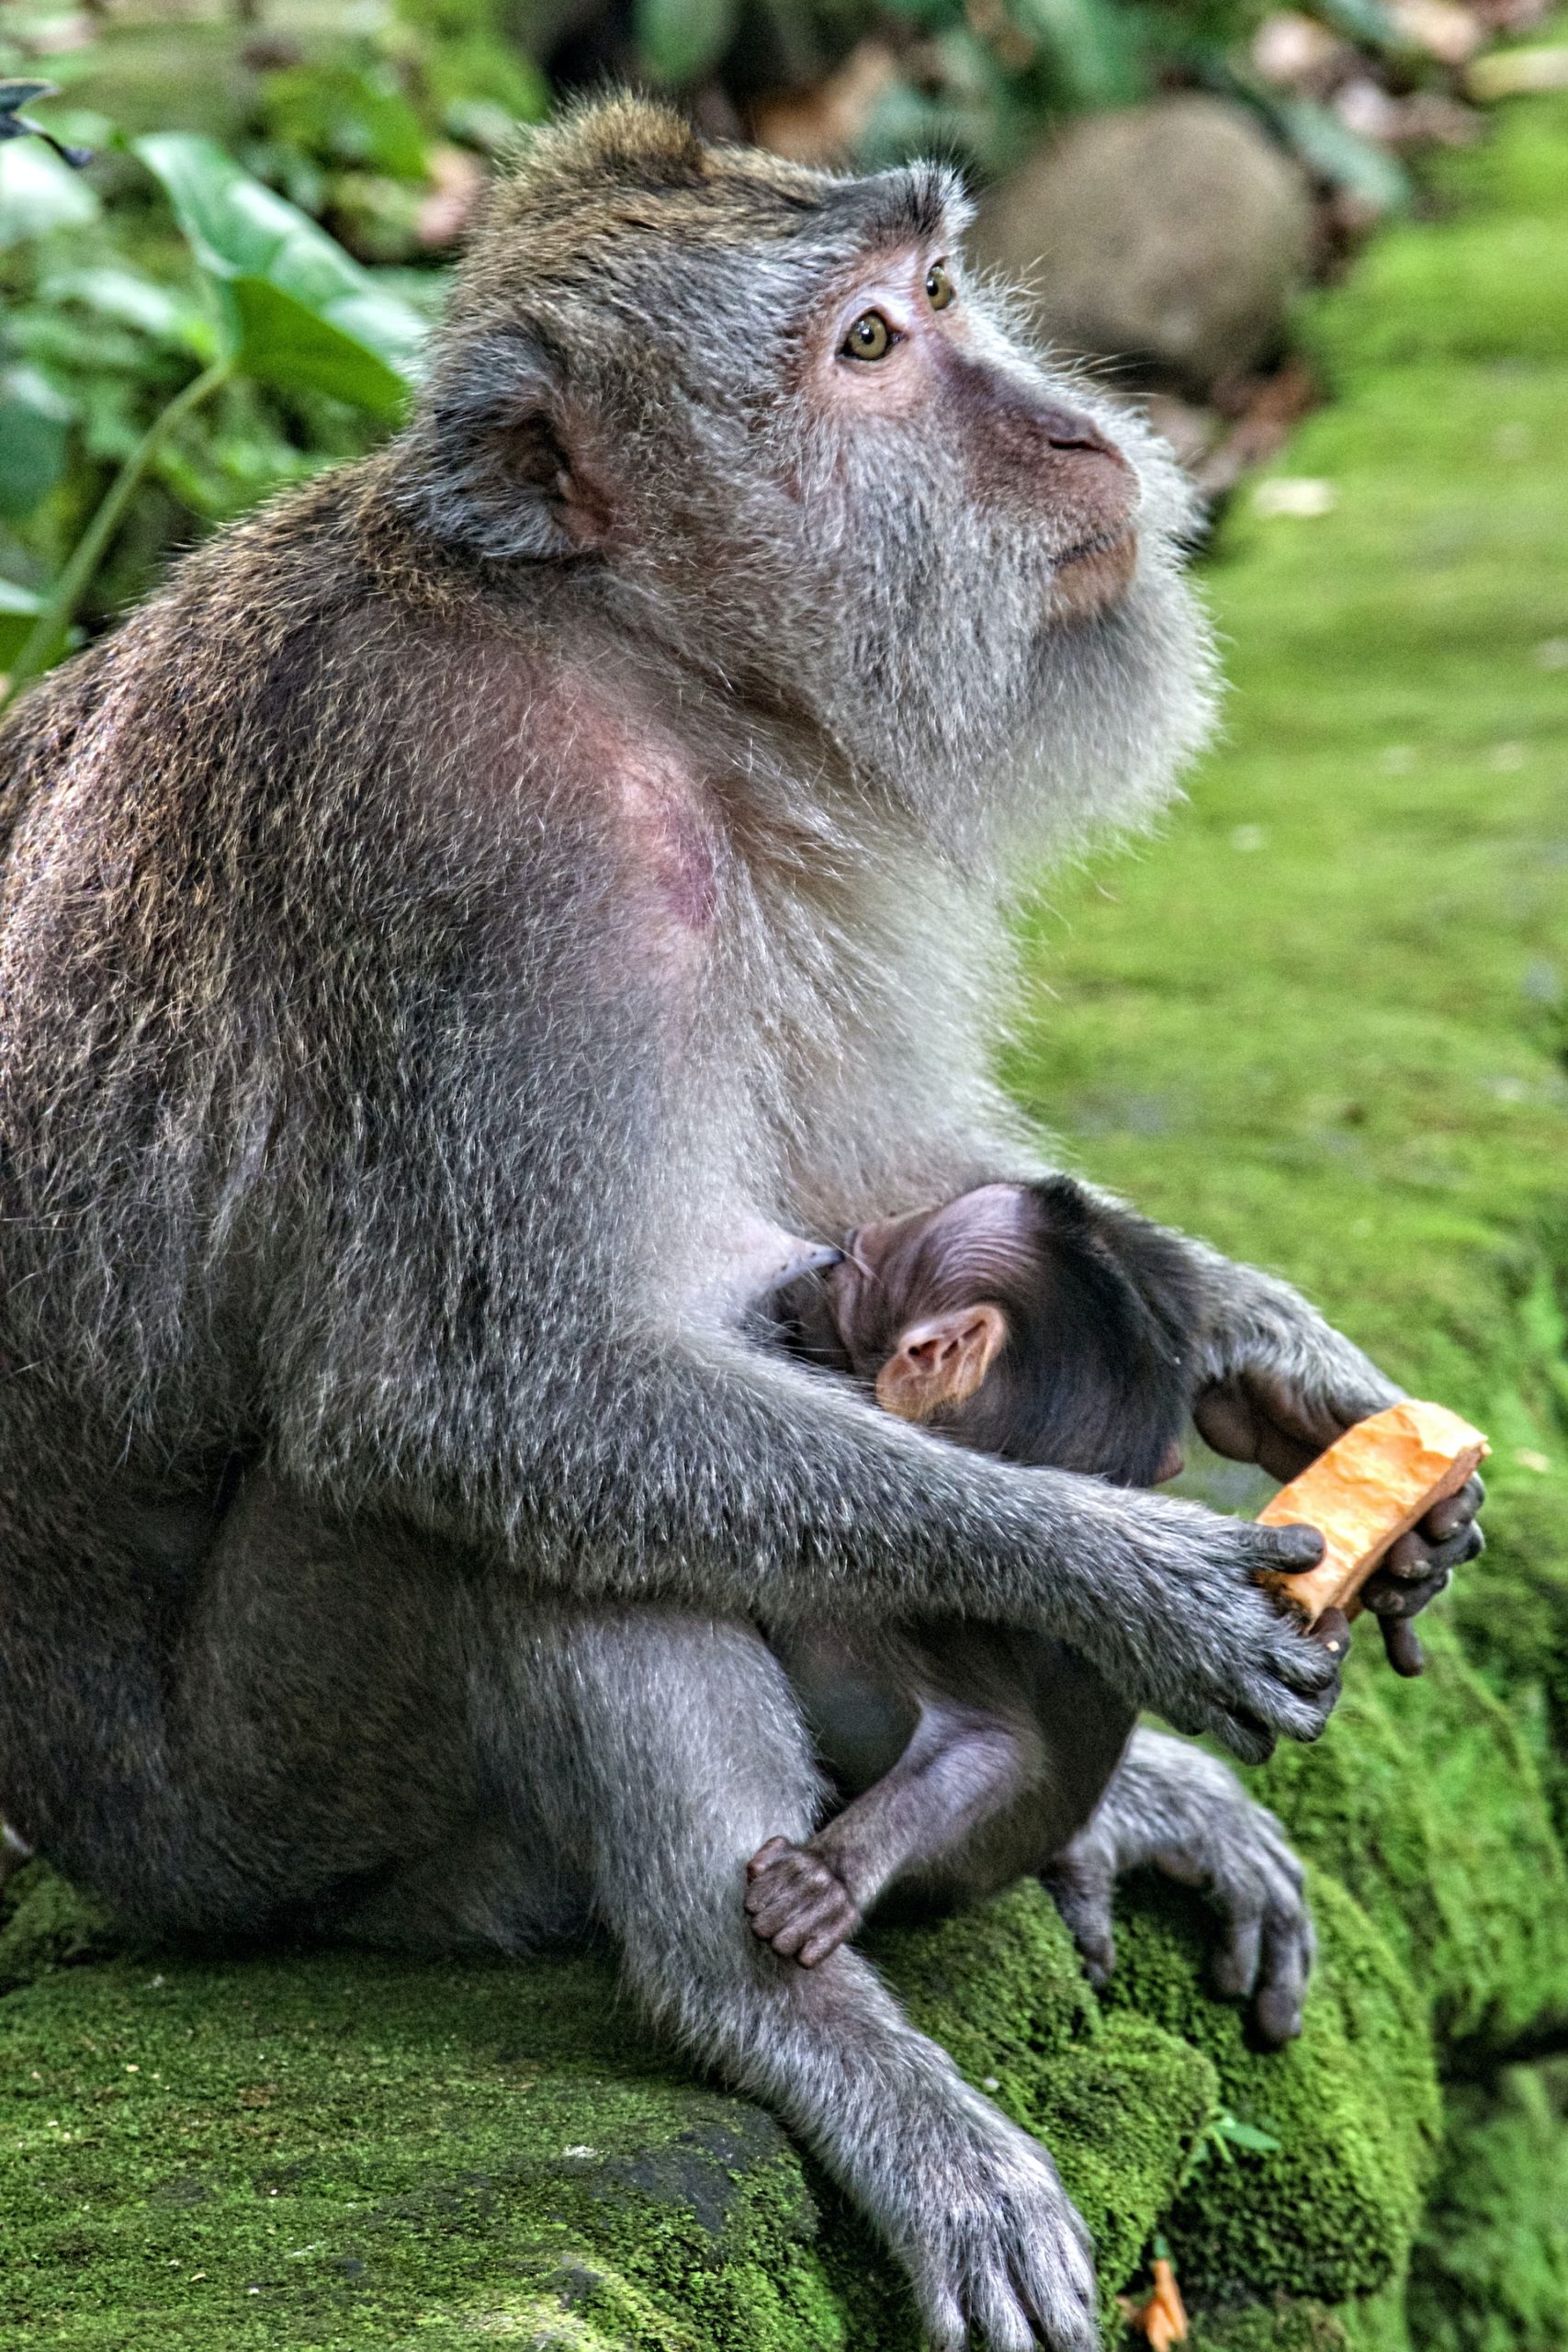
818,165,964,257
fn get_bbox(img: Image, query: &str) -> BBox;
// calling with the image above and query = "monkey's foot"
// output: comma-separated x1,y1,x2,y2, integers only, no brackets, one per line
744,1837,862,1967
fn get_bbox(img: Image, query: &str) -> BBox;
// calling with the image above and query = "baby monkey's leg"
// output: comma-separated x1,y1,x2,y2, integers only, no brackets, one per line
747,1681,1043,1967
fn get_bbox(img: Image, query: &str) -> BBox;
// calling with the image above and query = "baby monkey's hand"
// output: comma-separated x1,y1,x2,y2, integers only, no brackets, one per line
745,1837,863,1968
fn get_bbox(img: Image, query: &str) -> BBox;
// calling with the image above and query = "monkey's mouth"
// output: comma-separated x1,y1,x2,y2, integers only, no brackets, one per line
1050,526,1138,615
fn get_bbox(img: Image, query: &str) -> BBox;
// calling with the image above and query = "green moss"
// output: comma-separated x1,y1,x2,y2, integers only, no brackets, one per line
1406,2063,1568,2352
1247,1622,1568,2049
1100,1875,1437,2310
874,1882,1218,2304
0,1866,852,2352
0,1870,1223,2350
1007,74,1568,2346
1187,2301,1352,2352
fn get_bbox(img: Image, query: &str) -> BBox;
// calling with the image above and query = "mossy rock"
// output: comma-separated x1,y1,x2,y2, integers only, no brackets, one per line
0,1871,1212,2349
1246,1620,1568,2052
1406,2061,1568,2352
1,1862,1446,2349
1100,1873,1438,2314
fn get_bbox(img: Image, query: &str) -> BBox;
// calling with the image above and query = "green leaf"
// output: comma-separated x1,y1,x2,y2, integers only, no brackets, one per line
0,581,46,670
133,133,426,414
0,136,98,247
227,277,413,416
0,365,73,521
635,0,739,86
1213,2111,1282,2154
1314,0,1402,49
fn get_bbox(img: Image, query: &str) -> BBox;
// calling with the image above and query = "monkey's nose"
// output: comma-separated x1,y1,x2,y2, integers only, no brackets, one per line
1037,403,1122,459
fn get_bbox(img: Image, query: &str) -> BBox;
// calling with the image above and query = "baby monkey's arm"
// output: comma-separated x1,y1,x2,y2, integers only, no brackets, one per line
746,1678,1044,1967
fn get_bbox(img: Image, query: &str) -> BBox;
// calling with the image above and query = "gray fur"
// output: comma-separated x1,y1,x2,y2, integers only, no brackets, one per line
0,97,1399,2346
1045,1729,1316,2045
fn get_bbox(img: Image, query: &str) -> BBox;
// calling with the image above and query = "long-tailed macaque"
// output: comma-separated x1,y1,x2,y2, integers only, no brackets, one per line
0,97,1479,2349
749,1177,1329,2044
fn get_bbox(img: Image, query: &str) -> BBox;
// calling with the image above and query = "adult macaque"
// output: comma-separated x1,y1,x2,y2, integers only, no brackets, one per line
749,1176,1326,2045
0,100,1480,2350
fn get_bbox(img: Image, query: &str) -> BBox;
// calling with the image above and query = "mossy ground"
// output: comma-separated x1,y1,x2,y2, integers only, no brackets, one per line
3,62,1566,2352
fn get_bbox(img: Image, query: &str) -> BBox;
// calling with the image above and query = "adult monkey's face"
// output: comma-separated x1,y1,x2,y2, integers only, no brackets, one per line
410,98,1217,850
805,244,1139,622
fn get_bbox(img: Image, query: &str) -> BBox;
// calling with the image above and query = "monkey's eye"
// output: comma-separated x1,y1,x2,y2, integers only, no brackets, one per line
841,310,895,363
925,262,954,311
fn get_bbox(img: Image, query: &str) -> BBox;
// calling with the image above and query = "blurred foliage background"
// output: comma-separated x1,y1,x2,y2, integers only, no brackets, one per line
0,0,1558,683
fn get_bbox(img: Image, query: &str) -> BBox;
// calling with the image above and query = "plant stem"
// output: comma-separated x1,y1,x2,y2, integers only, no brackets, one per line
1,355,233,713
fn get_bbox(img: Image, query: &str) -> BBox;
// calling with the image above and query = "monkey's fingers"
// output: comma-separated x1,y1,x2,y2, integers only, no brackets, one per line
1380,1616,1425,1677
796,1904,863,1968
1253,1898,1314,2046
744,1843,854,1953
1041,1855,1117,1988
745,1836,795,1878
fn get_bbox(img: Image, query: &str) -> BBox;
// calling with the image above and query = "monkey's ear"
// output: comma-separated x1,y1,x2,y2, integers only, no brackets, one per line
874,1306,1008,1422
409,329,613,562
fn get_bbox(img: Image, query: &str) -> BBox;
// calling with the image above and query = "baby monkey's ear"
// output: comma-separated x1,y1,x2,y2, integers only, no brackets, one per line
874,1306,1008,1422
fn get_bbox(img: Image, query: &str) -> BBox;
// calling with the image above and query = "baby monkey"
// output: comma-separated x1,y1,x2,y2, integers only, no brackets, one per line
750,1177,1201,1968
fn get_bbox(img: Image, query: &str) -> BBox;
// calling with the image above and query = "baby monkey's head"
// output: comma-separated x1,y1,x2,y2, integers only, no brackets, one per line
775,1178,1198,1487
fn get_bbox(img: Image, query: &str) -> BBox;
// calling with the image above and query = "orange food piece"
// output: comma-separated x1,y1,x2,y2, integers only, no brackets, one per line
1258,1399,1489,1628
1126,2256,1188,2349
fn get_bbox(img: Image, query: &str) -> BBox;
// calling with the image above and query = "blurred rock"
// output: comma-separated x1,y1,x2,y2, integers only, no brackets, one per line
971,97,1314,400
1335,74,1405,141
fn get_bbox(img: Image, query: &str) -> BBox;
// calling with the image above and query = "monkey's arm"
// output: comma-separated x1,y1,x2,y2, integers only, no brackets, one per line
280,1332,1336,1765
890,1122,1483,1673
1172,1242,1483,1672
1043,1727,1314,2046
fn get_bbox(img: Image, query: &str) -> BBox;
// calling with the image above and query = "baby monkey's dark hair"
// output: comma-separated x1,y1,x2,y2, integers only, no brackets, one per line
770,1174,1201,1488
968,1179,1199,1484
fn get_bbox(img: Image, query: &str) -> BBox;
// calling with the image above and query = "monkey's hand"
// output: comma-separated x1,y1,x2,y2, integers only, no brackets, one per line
1062,1485,1339,1765
1043,1729,1314,2045
745,1837,863,1967
1191,1286,1484,1678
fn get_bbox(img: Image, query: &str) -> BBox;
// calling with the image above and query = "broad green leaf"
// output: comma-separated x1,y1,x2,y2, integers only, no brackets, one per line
635,0,739,86
0,365,73,522
0,581,45,670
229,277,413,417
0,137,98,247
133,132,426,413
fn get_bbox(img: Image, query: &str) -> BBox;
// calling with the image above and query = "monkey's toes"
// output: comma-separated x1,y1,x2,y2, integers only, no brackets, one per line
743,1839,862,1964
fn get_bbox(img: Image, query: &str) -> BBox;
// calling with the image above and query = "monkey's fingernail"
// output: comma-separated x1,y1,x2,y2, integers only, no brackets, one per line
1312,1606,1350,1657
1270,1522,1325,1566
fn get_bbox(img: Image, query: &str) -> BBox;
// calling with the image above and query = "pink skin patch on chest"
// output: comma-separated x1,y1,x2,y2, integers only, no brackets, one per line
617,752,720,936
546,681,722,965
